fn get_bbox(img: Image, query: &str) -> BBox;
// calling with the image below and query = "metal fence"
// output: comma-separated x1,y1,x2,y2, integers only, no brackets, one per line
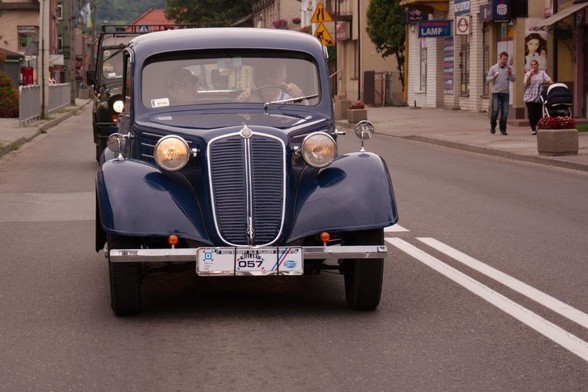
19,83,71,125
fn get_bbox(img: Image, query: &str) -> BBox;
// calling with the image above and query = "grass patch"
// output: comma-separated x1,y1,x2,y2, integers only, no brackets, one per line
577,124,588,133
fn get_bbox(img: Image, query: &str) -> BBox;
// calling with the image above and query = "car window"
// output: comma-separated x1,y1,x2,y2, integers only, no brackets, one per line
142,54,320,108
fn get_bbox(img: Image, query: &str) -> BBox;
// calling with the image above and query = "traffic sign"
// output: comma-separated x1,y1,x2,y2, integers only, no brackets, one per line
311,2,333,23
314,23,335,46
138,25,149,33
455,16,470,35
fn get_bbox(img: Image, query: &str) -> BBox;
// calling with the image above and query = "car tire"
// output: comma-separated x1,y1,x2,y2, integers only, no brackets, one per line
107,234,142,316
341,229,384,311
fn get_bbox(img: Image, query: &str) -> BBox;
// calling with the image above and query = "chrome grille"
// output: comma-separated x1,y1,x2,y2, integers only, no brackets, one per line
209,133,285,245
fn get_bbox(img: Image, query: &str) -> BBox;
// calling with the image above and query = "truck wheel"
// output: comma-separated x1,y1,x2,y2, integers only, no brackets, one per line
341,229,384,310
107,234,142,316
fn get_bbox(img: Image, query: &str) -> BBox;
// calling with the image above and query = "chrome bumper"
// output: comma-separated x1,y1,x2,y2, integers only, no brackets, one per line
108,245,387,263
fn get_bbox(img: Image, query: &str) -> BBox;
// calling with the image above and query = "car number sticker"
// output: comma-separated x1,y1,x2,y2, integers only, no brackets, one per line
150,97,170,108
197,247,303,276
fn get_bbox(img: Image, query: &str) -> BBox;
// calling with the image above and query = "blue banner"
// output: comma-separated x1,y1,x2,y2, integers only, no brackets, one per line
418,21,452,38
492,0,511,22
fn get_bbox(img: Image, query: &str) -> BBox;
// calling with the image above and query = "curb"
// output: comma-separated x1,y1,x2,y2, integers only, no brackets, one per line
403,135,588,173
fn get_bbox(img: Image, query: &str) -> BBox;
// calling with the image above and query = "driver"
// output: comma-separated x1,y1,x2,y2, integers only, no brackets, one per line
236,59,303,103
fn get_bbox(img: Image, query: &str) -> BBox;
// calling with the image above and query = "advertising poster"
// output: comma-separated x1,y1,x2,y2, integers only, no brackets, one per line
524,19,549,72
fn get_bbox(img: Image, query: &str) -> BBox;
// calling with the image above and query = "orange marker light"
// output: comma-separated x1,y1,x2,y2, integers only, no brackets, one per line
320,232,330,244
168,234,179,246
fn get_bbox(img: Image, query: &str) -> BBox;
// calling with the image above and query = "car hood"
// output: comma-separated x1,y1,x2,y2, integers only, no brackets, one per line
140,110,329,131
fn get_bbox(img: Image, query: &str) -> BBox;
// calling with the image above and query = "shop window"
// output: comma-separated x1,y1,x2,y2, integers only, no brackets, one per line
57,3,63,20
57,34,63,52
420,46,427,92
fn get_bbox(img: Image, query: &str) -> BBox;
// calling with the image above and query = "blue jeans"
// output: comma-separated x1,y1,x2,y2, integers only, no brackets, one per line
491,93,509,132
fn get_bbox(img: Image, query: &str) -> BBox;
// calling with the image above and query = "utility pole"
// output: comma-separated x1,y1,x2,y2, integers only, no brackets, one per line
69,0,76,104
40,0,50,118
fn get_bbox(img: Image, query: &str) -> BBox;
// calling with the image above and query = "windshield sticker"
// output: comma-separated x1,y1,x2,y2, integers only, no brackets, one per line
156,116,173,121
151,97,170,108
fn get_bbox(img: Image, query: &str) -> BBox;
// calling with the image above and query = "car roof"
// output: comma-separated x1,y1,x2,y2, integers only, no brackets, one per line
128,27,327,63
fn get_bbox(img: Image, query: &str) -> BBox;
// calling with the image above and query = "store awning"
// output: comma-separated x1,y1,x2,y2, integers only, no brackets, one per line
534,2,588,29
399,0,449,13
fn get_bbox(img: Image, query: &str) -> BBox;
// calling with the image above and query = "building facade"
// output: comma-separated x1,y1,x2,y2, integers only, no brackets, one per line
400,0,587,119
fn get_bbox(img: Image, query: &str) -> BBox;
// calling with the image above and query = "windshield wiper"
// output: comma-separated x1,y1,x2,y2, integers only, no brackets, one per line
263,94,319,112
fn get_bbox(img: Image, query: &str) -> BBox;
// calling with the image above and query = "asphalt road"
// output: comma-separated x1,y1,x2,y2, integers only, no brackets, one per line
0,107,586,391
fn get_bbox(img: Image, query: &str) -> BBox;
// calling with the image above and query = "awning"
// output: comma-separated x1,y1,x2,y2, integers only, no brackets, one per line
399,0,449,13
534,2,588,29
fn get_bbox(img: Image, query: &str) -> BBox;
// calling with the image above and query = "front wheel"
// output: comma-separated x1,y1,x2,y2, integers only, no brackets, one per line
107,234,142,316
341,229,385,310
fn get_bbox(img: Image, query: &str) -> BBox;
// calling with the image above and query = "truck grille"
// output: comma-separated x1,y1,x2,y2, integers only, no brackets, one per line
209,133,285,246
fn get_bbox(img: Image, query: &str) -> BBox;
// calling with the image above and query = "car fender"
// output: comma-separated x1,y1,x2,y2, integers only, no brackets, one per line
289,152,398,241
96,159,211,249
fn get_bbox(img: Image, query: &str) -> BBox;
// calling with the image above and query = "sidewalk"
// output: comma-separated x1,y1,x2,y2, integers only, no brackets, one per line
0,99,91,159
1,101,587,172
338,106,588,173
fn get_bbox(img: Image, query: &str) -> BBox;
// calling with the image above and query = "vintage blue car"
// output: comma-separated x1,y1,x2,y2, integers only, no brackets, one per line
95,28,398,315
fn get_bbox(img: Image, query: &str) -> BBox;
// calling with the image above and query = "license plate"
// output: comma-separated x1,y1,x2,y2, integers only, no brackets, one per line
197,247,303,276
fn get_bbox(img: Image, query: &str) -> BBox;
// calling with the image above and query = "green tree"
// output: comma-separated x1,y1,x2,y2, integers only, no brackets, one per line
365,0,405,90
165,0,252,27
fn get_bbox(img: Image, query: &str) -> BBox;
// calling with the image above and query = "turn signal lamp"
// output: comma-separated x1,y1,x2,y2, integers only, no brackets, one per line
168,234,179,247
320,232,330,245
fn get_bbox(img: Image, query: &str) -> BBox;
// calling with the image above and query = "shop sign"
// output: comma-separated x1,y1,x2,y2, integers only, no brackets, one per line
455,0,471,16
492,0,511,22
418,21,452,38
479,4,493,22
406,8,428,23
455,16,471,35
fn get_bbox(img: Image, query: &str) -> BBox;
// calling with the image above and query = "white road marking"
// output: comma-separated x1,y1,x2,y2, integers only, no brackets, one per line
384,224,409,233
418,237,588,329
387,238,588,362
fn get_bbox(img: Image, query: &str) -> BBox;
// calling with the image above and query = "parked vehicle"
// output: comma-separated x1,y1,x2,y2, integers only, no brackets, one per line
87,24,194,161
95,28,399,315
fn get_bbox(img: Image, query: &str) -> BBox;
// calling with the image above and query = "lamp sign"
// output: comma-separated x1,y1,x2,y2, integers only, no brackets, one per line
418,21,452,38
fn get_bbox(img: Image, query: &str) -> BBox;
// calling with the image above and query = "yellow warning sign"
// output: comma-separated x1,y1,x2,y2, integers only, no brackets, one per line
314,23,335,47
311,2,333,23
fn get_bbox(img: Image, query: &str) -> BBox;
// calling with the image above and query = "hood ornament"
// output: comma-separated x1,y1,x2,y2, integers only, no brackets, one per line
240,125,253,139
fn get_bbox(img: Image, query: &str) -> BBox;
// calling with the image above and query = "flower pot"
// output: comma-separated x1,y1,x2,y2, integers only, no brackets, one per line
536,129,579,155
347,108,367,123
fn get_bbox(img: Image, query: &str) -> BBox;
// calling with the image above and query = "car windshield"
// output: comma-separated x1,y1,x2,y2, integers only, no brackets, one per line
141,54,320,108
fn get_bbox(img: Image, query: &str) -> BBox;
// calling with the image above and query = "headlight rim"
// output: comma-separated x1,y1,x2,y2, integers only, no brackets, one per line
154,135,190,172
300,131,337,169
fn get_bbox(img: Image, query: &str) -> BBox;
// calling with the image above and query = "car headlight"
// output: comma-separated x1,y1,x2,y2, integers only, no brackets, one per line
154,136,190,171
112,99,124,113
301,132,336,168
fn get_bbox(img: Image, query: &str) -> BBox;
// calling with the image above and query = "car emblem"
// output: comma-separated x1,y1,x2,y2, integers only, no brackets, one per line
240,126,252,138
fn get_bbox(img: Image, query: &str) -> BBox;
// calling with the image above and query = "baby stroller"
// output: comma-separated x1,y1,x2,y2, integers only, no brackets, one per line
541,83,573,118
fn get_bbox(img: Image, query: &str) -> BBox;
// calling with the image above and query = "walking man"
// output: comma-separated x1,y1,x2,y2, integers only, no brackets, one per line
487,52,516,135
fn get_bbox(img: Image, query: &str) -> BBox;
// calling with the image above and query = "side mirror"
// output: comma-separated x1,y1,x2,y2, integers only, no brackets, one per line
86,70,96,86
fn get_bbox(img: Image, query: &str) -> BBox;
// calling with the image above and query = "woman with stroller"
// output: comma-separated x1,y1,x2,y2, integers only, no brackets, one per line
524,59,552,135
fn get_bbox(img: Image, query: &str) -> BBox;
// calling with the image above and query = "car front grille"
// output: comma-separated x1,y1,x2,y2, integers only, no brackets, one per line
209,133,285,246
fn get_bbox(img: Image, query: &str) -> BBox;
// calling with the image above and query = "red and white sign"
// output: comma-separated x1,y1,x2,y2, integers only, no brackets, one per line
455,15,470,35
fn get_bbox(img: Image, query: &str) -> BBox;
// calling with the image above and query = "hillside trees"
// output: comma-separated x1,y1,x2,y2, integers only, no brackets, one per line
365,0,406,90
165,0,253,27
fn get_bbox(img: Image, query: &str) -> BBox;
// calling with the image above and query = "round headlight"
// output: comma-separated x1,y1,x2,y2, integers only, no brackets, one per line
154,136,190,171
301,132,336,168
112,100,124,113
